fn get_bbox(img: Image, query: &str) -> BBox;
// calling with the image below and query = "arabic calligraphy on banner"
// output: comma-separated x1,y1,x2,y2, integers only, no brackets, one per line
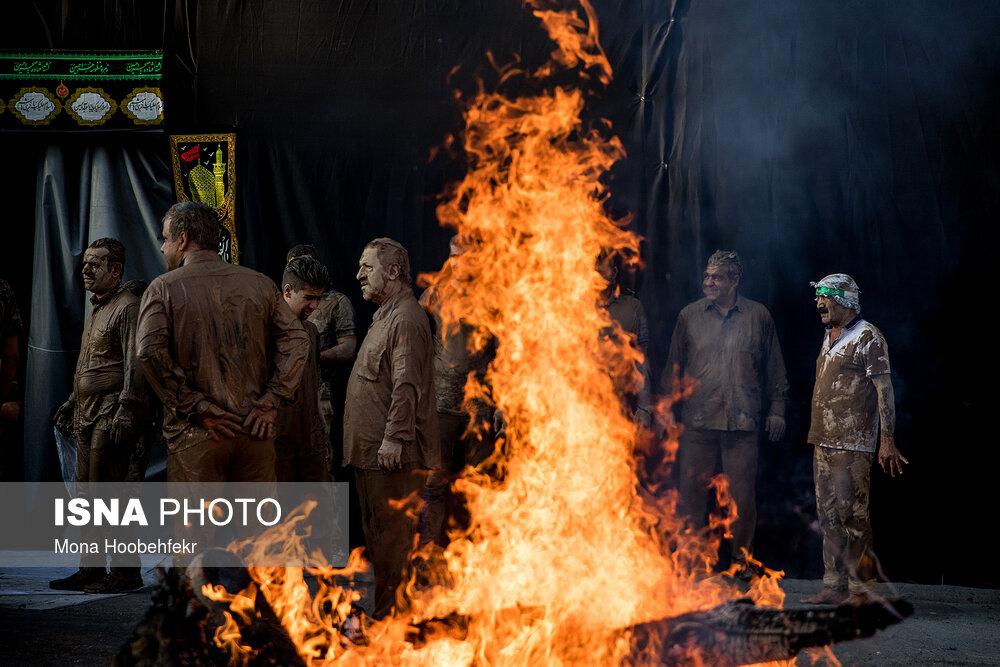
170,134,240,265
0,51,163,129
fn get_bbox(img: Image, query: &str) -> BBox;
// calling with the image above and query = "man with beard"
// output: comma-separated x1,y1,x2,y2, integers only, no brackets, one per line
275,255,330,482
50,238,145,593
801,274,908,605
663,250,788,579
344,237,439,619
137,202,308,484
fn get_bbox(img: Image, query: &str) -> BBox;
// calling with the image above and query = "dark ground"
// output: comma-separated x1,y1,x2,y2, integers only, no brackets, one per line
1,565,997,666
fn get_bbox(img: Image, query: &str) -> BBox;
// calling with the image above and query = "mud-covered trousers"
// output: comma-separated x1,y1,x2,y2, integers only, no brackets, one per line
75,418,141,575
813,445,876,594
354,464,425,619
677,428,757,562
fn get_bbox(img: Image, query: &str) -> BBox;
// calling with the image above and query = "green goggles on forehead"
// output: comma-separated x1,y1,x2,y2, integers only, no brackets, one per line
815,286,848,297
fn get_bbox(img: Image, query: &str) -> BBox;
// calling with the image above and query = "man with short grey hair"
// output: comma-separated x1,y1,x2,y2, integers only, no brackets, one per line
663,249,788,579
137,201,308,484
344,237,439,619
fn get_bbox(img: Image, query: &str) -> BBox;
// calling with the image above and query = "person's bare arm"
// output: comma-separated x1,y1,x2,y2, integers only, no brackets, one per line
872,374,908,476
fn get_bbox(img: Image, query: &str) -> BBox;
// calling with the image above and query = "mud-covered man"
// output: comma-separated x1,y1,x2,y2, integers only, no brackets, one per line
285,244,357,479
137,201,308,483
663,249,788,578
50,238,145,593
275,255,330,482
418,236,496,552
801,274,908,606
344,237,439,619
597,249,653,428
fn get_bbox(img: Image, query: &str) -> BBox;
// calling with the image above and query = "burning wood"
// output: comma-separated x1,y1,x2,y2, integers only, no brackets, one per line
115,553,911,666
405,593,914,666
113,552,307,667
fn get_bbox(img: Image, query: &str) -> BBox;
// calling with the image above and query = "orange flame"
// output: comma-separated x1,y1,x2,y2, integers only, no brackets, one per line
210,2,789,664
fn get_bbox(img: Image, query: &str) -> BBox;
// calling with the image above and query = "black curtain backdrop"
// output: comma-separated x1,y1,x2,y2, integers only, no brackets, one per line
3,0,998,586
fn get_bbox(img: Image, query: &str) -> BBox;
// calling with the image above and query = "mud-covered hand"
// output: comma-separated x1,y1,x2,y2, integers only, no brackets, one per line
53,399,75,435
243,398,278,441
878,434,909,477
110,404,139,444
765,415,786,442
196,403,245,441
377,438,403,471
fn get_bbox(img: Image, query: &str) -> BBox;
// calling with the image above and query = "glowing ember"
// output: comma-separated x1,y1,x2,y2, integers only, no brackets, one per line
208,2,788,665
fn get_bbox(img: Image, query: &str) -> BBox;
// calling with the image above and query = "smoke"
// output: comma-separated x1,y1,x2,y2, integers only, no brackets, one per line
585,0,1000,580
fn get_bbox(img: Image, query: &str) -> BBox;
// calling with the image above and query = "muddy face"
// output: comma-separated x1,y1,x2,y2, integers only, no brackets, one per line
357,247,394,304
816,295,854,326
284,284,324,319
82,248,120,296
703,263,738,304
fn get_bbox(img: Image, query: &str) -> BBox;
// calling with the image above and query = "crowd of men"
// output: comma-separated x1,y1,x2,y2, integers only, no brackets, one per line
37,200,908,612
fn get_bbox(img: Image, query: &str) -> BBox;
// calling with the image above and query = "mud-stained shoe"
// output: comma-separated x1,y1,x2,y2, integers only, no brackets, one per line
49,568,105,591
83,572,144,594
800,587,848,605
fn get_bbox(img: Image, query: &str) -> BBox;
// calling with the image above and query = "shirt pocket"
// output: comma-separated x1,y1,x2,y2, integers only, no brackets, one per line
89,323,116,358
355,344,384,382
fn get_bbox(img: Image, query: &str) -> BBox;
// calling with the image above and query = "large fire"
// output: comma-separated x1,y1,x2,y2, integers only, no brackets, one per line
206,1,787,665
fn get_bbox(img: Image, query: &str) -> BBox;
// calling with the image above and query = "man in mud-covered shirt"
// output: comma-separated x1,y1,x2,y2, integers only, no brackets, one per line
801,273,908,606
598,249,653,426
662,250,788,578
417,236,496,552
343,237,439,619
50,238,146,594
285,244,358,478
137,202,308,483
274,255,330,482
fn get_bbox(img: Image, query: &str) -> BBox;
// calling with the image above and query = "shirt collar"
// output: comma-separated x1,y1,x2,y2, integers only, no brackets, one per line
373,285,413,321
89,283,124,307
182,249,222,266
825,314,862,332
704,292,743,314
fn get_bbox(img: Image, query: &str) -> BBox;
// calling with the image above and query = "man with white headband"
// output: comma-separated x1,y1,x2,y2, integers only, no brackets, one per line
802,273,908,605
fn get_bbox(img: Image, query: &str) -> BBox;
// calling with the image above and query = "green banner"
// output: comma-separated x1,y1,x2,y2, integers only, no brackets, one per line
0,51,164,129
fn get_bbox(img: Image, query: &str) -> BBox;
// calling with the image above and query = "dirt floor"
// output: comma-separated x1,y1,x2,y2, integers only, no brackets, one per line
1,565,998,666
